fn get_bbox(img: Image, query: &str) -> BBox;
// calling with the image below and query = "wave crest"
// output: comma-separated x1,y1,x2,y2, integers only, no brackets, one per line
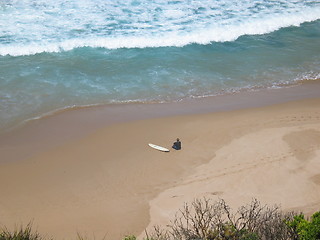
1,12,319,57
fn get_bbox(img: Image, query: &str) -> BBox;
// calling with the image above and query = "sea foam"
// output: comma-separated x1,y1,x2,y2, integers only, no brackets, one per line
0,0,319,56
1,0,320,133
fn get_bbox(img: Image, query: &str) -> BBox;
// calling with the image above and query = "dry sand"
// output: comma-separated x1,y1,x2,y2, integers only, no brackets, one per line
1,86,320,239
143,99,320,237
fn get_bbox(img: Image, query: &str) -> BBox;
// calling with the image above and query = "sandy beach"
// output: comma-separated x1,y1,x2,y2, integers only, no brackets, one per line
1,82,320,239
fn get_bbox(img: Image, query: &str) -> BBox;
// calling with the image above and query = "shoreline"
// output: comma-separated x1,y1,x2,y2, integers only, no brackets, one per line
0,81,320,239
1,80,320,163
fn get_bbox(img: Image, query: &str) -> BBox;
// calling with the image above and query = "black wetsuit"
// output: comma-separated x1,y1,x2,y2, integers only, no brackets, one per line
173,140,181,150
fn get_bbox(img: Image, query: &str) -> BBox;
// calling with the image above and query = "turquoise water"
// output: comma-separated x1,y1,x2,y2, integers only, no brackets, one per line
1,0,320,132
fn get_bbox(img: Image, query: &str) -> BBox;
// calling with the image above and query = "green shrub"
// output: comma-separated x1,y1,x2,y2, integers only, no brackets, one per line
0,223,42,240
286,211,320,240
123,235,137,240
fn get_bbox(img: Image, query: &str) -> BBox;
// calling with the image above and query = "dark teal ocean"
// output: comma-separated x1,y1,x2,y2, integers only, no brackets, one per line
1,0,320,132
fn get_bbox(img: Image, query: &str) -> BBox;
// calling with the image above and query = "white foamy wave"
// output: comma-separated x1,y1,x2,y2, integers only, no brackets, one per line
2,12,319,57
0,1,320,56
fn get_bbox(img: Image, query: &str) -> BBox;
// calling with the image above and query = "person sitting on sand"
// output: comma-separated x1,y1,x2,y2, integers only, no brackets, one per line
172,138,181,150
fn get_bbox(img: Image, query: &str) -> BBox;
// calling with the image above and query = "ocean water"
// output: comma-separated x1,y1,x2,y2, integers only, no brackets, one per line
1,0,320,132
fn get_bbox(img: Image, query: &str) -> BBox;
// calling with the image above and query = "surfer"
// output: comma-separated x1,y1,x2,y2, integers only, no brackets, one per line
172,138,181,150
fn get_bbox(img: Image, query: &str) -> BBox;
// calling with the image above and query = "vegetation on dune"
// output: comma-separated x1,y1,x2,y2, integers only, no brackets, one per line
0,223,44,240
125,198,320,240
286,212,320,240
1,198,319,240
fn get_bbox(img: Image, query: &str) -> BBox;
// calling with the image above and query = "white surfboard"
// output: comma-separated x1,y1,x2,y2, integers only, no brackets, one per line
148,143,170,152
